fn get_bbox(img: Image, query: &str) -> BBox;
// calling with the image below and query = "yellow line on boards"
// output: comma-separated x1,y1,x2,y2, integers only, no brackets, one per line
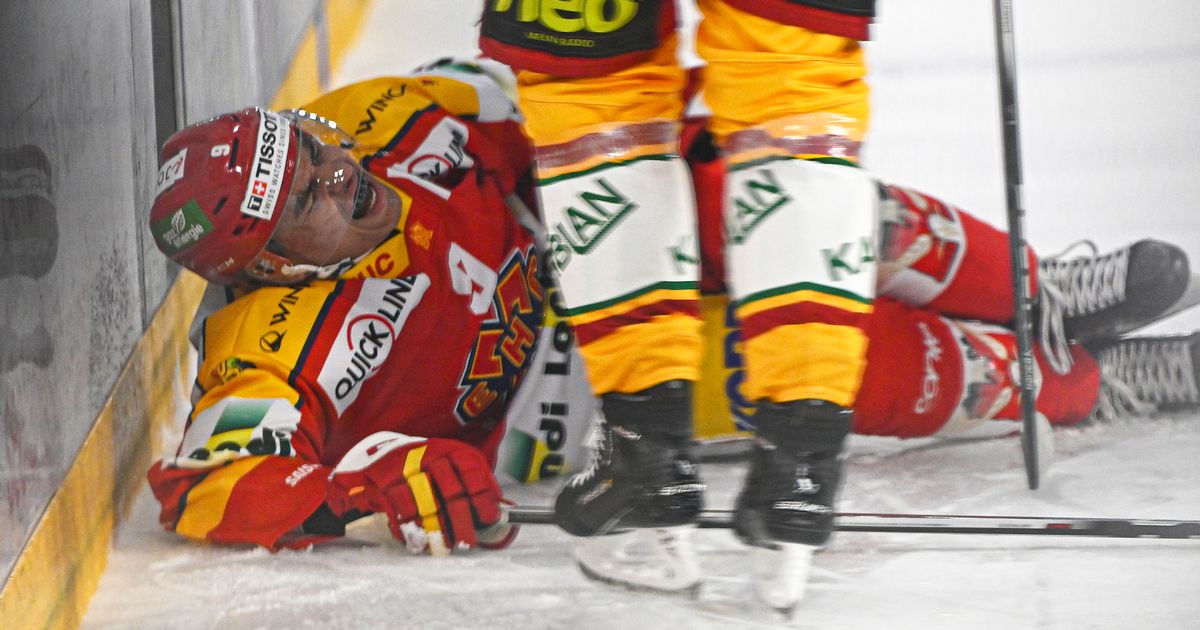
0,2,375,627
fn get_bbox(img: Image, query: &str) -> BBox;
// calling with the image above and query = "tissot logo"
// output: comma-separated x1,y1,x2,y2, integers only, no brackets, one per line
241,111,291,220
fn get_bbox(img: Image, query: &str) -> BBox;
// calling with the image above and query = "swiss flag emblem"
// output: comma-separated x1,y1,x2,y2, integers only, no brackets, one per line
252,180,268,196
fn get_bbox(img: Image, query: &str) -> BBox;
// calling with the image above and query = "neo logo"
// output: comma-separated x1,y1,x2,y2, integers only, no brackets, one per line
492,0,639,34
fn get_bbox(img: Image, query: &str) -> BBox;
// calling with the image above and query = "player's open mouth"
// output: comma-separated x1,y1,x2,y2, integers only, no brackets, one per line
351,171,376,220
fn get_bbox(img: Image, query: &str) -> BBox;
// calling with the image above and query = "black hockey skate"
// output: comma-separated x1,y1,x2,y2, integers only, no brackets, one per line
1090,332,1200,421
1038,239,1191,343
734,399,853,548
554,380,704,537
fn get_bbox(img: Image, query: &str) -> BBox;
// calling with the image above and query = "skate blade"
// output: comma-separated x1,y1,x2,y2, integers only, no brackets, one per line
574,526,702,598
750,542,815,614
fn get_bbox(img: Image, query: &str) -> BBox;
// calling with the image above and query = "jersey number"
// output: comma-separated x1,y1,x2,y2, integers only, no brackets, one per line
449,242,497,315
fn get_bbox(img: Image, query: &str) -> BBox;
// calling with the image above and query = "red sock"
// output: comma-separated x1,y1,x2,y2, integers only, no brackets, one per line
854,298,1099,438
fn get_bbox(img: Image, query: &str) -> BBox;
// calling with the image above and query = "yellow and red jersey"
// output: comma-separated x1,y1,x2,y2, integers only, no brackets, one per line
148,69,543,549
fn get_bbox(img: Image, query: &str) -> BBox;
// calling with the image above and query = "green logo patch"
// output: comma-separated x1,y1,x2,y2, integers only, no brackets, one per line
548,177,636,271
824,237,877,281
152,199,212,255
212,398,274,435
725,167,791,245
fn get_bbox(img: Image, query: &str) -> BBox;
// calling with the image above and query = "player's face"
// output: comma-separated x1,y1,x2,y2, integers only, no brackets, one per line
267,132,402,269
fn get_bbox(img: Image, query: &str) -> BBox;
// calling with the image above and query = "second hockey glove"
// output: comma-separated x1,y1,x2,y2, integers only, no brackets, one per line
327,431,514,555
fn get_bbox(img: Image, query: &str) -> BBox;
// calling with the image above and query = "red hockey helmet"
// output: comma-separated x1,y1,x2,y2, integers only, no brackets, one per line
149,107,300,285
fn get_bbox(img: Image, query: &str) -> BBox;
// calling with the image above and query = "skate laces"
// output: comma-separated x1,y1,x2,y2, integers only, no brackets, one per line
1039,240,1129,318
567,420,611,488
1036,240,1131,375
1036,281,1075,375
1093,336,1199,420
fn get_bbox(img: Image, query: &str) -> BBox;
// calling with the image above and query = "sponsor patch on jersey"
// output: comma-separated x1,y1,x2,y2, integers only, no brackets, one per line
241,110,292,220
385,117,474,199
152,199,213,254
155,147,187,195
317,275,431,414
172,396,302,468
481,0,663,64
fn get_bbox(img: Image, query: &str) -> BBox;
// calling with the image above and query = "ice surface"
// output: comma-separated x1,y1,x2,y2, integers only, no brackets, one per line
83,421,1200,630
82,1,1200,628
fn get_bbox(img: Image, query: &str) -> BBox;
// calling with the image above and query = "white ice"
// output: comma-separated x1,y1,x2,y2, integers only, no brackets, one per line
83,1,1200,628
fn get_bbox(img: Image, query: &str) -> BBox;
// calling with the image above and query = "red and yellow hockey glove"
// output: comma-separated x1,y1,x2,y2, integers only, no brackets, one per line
327,431,516,555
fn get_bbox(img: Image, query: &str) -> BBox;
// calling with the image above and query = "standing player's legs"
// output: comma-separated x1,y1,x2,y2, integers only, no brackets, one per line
697,0,874,607
510,36,707,539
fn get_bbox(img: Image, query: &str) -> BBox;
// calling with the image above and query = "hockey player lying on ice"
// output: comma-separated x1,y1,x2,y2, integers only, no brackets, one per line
145,60,1198,576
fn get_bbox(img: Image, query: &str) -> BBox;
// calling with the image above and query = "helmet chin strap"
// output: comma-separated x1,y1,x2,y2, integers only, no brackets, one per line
279,249,371,282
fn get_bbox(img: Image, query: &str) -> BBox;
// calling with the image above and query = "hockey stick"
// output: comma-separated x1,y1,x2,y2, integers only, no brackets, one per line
992,0,1043,490
506,506,1200,540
